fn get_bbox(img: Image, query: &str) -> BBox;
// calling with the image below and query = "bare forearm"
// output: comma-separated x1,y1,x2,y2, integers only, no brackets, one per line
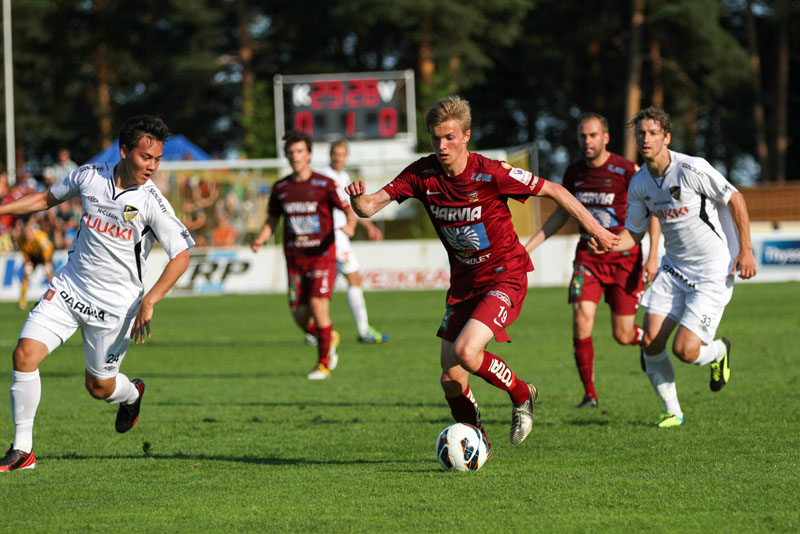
728,192,753,253
0,191,57,216
142,250,190,307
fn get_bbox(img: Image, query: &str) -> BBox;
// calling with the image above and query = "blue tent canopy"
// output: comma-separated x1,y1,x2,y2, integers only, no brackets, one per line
86,134,212,164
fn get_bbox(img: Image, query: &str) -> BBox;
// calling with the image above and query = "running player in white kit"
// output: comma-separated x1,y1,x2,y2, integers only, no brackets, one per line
317,140,389,344
590,107,757,428
0,116,195,471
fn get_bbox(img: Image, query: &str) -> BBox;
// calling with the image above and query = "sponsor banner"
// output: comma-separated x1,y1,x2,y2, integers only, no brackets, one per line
1,232,797,301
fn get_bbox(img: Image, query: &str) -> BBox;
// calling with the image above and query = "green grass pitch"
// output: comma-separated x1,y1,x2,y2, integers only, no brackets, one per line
0,282,797,532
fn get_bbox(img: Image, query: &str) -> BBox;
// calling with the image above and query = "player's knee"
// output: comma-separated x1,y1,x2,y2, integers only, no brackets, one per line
84,376,114,399
12,342,42,372
672,343,698,363
612,327,633,345
452,342,481,371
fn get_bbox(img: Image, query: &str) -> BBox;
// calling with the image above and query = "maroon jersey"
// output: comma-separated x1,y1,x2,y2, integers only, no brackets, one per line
268,172,350,265
563,152,641,264
384,152,546,304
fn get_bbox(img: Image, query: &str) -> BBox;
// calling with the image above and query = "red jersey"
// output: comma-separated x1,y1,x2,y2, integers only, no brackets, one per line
384,152,546,304
562,152,640,264
268,172,350,265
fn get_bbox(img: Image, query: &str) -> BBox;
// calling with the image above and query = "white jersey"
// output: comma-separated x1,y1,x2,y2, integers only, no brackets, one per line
50,163,195,312
317,165,349,230
625,150,739,279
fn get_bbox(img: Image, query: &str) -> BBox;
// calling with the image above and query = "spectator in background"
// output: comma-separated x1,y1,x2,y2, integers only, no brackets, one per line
524,113,660,409
51,148,78,182
211,211,238,248
14,216,55,310
317,140,389,344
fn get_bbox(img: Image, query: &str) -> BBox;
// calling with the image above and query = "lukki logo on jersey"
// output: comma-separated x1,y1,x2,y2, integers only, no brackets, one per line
653,206,689,220
83,214,134,240
123,205,139,222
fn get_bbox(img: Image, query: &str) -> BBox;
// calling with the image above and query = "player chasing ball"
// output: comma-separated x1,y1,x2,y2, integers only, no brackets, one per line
0,115,195,471
590,107,757,427
346,95,619,452
525,112,660,409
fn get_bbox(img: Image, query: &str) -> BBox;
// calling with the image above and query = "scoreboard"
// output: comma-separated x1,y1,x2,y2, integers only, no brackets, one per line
274,70,416,147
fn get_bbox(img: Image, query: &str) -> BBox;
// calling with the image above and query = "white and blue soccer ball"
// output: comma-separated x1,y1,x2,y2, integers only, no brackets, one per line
436,423,489,471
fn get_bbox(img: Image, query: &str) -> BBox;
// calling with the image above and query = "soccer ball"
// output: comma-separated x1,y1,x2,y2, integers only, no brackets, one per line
436,423,489,471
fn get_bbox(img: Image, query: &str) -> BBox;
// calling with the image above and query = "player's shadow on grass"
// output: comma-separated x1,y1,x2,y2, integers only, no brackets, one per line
49,451,411,466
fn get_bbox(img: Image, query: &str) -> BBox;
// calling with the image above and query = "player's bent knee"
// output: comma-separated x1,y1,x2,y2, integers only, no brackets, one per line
441,379,463,397
84,375,115,399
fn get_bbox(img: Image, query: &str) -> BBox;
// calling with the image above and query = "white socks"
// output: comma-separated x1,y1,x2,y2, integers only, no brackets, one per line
644,349,683,418
347,286,370,338
10,369,41,453
693,339,725,366
104,373,140,405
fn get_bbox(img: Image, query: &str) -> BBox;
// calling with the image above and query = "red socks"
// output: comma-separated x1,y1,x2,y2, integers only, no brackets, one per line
475,351,530,404
445,385,483,431
317,325,332,367
573,336,597,399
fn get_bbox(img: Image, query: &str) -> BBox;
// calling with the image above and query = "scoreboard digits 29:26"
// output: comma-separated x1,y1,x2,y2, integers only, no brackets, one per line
275,71,414,142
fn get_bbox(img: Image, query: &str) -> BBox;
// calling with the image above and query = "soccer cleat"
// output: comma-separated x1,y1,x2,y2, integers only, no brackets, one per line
0,446,36,471
709,337,731,392
576,395,598,409
358,327,389,344
307,363,331,380
510,382,538,445
654,412,684,428
640,349,647,373
115,379,145,433
328,330,340,371
304,333,318,346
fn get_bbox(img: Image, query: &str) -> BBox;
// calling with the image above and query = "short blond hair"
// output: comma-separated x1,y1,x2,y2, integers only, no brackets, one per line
425,95,471,133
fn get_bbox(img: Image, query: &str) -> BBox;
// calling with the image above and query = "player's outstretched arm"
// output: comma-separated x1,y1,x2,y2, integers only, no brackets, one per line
524,206,569,254
538,181,620,252
251,214,280,253
728,191,757,280
131,249,190,344
0,191,61,217
344,181,392,218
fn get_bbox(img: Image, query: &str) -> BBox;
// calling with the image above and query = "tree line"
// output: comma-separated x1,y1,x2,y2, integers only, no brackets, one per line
0,0,796,183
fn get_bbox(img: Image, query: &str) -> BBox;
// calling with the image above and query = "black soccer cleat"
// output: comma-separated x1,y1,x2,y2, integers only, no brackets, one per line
116,379,146,433
0,445,36,472
576,395,599,409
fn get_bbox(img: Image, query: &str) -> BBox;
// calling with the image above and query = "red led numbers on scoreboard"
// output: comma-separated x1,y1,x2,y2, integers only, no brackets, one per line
289,76,403,140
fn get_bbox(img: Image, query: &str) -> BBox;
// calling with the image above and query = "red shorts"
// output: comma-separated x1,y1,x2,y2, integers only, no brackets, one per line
568,259,644,315
437,275,528,343
287,260,336,310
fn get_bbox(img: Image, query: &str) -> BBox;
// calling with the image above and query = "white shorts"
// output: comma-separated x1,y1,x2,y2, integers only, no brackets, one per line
19,279,137,379
641,264,734,344
335,229,360,275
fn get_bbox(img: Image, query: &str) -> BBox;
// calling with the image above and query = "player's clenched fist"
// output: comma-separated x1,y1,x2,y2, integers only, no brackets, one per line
345,181,366,197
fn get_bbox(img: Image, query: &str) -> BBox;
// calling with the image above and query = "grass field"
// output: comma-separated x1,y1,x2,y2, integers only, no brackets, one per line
0,282,798,533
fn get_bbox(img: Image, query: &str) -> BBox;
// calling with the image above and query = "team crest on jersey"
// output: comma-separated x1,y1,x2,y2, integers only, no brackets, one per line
669,186,681,201
468,191,479,203
604,178,613,187
123,205,139,222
